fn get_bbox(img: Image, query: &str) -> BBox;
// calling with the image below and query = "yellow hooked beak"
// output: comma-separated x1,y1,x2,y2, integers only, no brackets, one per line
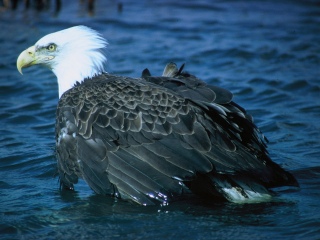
17,46,36,75
17,45,55,74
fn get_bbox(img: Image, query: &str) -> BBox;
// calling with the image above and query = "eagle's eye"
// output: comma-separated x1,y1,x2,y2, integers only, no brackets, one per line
47,44,56,52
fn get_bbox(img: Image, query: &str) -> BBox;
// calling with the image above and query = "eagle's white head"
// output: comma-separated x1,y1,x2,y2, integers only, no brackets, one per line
17,26,108,98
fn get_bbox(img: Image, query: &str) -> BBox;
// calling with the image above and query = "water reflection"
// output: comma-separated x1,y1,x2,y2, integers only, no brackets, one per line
0,0,123,15
2,0,61,11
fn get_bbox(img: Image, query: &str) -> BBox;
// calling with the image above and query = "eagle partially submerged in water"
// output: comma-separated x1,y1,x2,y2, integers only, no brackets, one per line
17,26,298,205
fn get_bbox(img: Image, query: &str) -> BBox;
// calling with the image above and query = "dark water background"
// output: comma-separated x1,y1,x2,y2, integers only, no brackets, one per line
1,0,320,239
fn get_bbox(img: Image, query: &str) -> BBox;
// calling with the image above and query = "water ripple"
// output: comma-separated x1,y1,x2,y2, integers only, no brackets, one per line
1,0,320,239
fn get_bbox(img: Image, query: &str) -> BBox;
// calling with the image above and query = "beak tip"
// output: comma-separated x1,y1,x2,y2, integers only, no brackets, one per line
17,45,36,75
17,66,23,75
17,65,23,75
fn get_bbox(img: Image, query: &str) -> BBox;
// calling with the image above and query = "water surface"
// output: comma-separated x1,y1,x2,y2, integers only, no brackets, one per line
1,1,319,239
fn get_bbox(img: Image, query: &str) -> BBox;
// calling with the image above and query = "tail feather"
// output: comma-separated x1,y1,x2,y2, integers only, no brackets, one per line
185,171,297,203
208,174,272,202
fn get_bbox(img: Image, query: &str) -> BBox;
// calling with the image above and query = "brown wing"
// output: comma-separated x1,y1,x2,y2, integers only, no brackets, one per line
56,72,297,205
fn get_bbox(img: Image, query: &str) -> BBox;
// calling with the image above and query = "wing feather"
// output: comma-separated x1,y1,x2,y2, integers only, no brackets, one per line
56,71,297,204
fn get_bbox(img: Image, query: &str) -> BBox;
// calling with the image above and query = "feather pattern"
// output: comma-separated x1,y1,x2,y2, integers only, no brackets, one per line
56,66,298,205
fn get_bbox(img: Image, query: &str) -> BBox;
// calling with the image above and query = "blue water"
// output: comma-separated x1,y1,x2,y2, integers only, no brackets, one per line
1,0,320,239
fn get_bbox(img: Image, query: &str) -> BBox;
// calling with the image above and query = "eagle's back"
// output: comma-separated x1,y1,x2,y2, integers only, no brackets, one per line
55,72,298,205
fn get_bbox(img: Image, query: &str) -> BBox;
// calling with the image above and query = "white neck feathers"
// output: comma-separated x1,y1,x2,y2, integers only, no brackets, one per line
36,26,108,98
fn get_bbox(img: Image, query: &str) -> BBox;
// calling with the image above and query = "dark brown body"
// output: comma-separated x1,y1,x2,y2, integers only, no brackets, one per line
56,68,298,205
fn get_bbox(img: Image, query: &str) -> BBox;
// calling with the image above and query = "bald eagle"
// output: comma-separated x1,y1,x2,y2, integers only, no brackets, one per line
17,26,298,205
